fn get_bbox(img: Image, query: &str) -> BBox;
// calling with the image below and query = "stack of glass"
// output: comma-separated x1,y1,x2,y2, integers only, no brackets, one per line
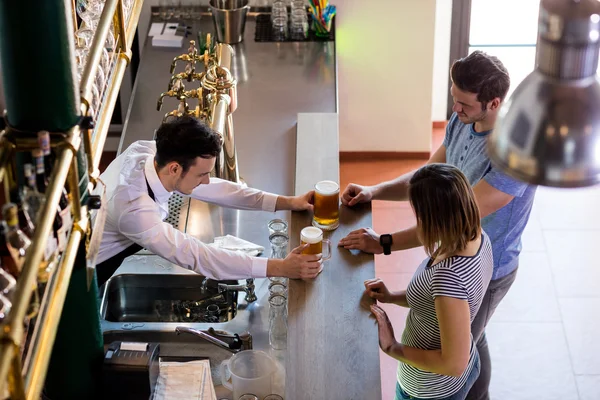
73,0,135,116
267,219,288,350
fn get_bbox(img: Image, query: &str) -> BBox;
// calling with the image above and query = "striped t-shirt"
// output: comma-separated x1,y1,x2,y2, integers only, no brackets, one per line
398,232,493,399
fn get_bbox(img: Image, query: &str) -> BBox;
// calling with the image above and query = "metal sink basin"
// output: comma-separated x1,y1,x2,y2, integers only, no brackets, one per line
100,274,239,323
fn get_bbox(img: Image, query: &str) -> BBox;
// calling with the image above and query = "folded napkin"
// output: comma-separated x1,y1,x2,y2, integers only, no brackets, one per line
208,235,264,257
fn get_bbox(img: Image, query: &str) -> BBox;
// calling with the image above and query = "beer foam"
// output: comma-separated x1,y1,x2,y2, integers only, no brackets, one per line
315,180,339,195
301,226,323,244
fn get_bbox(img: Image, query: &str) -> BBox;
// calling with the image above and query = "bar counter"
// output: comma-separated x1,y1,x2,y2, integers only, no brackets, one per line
106,12,381,400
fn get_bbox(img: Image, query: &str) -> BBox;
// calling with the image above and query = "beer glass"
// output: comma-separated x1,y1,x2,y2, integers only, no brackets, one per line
312,180,340,230
300,226,331,260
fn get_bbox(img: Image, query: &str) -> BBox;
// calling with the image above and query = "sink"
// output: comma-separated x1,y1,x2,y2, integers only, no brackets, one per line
100,274,239,323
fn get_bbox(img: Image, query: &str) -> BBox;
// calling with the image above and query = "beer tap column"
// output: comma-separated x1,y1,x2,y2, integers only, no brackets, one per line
201,64,240,184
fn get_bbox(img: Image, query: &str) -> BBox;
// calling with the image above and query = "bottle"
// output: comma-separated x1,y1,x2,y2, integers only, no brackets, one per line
24,163,59,259
0,224,20,278
32,149,66,250
10,189,35,239
37,131,69,210
2,203,31,259
23,163,43,219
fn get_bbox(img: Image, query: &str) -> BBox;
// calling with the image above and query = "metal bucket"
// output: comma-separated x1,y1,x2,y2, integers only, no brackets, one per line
209,0,250,44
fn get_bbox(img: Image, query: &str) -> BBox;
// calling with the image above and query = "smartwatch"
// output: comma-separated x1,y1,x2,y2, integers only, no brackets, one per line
380,234,393,256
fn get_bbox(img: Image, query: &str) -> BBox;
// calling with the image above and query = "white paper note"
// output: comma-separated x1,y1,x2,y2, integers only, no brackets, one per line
120,342,148,352
153,359,217,400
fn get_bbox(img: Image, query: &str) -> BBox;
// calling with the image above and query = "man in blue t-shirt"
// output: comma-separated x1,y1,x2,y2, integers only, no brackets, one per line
339,51,535,400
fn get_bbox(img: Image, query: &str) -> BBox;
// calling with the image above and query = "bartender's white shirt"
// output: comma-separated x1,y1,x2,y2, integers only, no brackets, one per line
95,140,277,278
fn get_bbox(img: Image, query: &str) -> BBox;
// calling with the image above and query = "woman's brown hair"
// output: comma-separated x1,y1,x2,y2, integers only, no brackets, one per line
408,163,481,259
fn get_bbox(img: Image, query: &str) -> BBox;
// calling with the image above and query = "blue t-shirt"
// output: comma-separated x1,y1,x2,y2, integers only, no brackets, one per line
443,113,537,280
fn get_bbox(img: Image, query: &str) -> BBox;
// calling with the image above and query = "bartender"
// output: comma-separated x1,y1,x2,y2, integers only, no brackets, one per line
94,116,321,287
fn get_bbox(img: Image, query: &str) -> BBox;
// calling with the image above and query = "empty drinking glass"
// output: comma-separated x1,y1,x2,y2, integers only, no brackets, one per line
271,0,287,22
290,8,307,40
269,232,288,260
272,16,288,41
290,20,307,40
264,395,284,400
268,219,288,236
290,0,305,12
269,293,287,350
269,281,287,296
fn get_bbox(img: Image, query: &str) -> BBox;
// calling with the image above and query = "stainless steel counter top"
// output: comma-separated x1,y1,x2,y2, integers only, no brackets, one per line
119,16,337,197
108,14,380,400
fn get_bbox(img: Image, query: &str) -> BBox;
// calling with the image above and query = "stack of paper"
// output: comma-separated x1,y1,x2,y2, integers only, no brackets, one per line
153,359,217,400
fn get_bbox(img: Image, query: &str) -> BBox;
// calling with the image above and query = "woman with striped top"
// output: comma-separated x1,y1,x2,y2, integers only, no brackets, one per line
366,164,493,400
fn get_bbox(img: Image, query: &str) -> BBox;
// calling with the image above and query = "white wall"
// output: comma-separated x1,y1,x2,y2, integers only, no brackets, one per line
431,0,451,122
336,0,437,152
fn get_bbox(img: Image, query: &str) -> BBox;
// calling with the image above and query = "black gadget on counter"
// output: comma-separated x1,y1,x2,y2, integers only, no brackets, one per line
102,341,160,400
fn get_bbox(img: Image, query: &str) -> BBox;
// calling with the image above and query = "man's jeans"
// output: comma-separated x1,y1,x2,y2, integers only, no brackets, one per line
465,268,518,400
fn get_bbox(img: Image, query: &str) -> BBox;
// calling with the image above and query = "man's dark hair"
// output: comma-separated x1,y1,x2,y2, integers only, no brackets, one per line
451,50,510,108
154,116,222,174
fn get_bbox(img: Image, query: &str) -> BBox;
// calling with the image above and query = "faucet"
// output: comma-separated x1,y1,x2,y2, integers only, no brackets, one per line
175,326,252,353
218,279,257,303
200,277,210,294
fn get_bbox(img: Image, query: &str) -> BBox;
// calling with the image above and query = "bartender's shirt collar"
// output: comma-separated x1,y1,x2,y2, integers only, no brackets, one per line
144,155,172,202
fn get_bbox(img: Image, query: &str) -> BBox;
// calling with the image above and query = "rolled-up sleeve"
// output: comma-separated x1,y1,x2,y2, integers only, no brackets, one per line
115,192,267,279
189,178,278,212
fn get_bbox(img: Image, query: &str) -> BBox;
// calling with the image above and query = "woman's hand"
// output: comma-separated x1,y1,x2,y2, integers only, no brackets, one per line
370,304,397,354
364,278,393,303
338,228,383,254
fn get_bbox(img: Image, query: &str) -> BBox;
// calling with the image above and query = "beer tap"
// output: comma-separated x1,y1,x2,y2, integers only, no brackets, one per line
157,79,186,111
169,40,204,73
168,71,205,90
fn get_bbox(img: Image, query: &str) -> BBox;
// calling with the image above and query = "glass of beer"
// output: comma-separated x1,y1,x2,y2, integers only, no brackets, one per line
313,180,340,230
300,226,331,260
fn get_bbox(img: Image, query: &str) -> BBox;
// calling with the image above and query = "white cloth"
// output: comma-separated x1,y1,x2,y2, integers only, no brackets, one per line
208,235,264,257
94,140,278,278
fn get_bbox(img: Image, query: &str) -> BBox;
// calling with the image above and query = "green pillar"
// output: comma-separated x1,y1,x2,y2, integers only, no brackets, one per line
0,0,101,398
0,0,80,131
44,243,104,399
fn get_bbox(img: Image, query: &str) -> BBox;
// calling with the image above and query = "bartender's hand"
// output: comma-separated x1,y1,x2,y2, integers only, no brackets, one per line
341,183,373,206
338,227,383,254
275,191,315,212
371,304,397,354
268,244,322,279
364,278,393,303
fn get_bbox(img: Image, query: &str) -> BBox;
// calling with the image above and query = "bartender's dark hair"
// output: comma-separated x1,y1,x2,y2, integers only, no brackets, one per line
409,163,481,259
154,116,222,174
451,50,510,109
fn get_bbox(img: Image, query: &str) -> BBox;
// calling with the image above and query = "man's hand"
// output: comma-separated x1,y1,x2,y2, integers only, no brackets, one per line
371,304,397,354
338,228,383,254
341,183,373,206
280,244,322,279
364,278,394,303
276,191,315,212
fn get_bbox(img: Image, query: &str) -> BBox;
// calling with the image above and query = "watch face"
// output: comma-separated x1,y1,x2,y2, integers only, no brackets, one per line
381,235,392,245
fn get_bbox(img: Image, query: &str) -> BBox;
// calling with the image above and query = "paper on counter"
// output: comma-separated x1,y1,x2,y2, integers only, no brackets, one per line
120,342,148,352
149,22,165,37
153,359,217,400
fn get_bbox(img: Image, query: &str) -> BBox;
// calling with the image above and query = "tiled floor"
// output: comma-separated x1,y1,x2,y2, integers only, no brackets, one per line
340,130,600,400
